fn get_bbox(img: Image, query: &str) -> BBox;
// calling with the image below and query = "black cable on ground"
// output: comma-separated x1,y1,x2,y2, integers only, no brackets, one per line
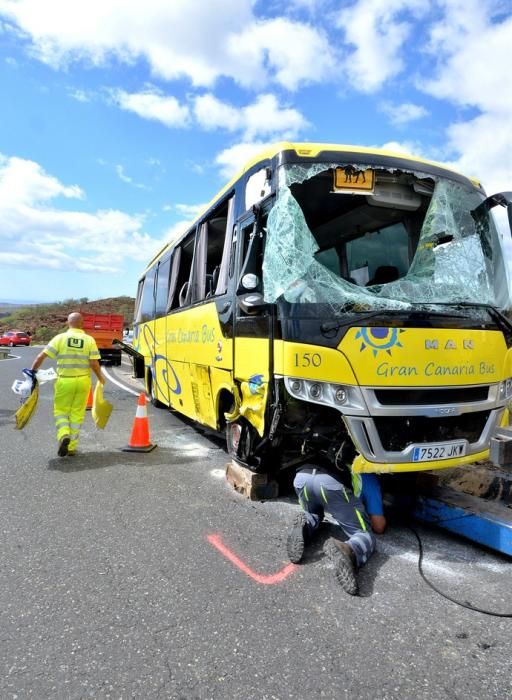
408,525,512,618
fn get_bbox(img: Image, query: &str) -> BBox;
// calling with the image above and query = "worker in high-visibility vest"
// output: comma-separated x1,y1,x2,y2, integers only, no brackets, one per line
29,312,105,456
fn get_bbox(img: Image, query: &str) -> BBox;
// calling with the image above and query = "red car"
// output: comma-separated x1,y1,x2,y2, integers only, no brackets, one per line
0,330,31,346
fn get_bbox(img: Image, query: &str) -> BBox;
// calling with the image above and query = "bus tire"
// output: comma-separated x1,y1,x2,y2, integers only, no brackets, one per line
226,417,268,472
149,373,166,409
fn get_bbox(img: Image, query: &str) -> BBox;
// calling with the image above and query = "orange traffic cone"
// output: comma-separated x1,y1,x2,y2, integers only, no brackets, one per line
85,387,93,411
122,393,157,452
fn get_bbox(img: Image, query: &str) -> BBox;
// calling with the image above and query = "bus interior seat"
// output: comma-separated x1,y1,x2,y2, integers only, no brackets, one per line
205,266,220,298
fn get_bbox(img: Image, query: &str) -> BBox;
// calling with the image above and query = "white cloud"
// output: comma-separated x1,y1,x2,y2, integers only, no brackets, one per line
336,0,428,92
215,141,271,180
444,112,512,195
68,87,91,103
0,0,334,90
193,94,240,132
109,88,309,142
0,154,83,206
229,18,335,90
0,153,160,273
419,1,512,194
381,101,429,125
111,87,190,128
377,139,426,158
174,203,207,218
421,1,511,113
241,94,309,139
193,93,309,140
115,165,150,190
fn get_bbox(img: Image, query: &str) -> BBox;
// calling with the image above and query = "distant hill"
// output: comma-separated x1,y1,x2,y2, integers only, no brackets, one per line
0,296,135,343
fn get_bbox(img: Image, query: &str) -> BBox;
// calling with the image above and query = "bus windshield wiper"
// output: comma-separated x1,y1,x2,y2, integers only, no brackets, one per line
320,306,470,336
428,302,512,336
321,309,405,335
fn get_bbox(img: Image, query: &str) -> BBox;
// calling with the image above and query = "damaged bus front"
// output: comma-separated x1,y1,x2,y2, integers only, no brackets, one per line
230,146,512,474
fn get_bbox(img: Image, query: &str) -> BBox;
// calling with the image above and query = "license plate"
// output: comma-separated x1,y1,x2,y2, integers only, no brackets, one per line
412,441,466,462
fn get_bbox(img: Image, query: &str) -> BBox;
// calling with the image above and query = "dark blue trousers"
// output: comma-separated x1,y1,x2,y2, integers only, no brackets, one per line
293,466,376,567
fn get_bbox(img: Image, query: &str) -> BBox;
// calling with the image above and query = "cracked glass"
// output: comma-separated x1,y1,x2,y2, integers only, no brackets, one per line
262,163,511,313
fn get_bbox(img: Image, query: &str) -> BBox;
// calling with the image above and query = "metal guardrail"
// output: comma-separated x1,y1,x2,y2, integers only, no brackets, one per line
113,339,145,378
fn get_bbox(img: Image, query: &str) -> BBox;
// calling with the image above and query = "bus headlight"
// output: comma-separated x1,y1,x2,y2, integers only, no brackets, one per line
284,377,365,412
309,383,322,399
334,387,347,404
290,379,303,393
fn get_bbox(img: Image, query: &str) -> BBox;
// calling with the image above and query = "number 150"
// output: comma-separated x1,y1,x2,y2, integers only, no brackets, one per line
294,352,322,367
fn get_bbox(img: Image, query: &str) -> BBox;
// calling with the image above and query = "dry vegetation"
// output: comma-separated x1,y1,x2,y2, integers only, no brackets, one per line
0,297,135,343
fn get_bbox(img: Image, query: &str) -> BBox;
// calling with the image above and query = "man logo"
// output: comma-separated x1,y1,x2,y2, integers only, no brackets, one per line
425,339,474,350
68,337,84,349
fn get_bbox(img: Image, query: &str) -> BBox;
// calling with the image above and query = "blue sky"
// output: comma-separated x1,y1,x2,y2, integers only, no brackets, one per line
0,0,510,303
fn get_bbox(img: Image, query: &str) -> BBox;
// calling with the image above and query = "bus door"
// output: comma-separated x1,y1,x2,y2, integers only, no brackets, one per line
184,221,216,425
165,230,199,420
186,196,237,429
233,210,273,438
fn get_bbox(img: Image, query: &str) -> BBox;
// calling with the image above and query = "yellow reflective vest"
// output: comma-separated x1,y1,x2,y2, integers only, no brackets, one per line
44,329,101,377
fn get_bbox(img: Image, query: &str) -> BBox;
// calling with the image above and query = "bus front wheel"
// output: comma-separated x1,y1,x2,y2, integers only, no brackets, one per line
226,418,268,472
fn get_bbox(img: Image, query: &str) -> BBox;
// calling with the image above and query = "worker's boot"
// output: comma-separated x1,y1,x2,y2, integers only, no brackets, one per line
325,538,358,596
58,435,70,457
287,512,309,564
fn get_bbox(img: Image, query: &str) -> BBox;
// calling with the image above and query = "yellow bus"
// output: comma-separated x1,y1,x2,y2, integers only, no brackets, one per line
132,142,512,475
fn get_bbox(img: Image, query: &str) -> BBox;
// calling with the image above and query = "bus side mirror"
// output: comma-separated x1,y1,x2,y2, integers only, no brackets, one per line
472,191,512,233
238,292,267,315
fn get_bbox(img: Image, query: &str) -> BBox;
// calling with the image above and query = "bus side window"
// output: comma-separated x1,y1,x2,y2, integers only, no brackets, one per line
134,278,144,323
166,248,181,312
191,195,235,304
138,266,156,322
237,214,267,293
213,196,235,296
170,230,195,310
155,256,171,318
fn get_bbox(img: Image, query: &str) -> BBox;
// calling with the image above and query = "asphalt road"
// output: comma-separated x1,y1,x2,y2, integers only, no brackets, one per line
1,348,511,699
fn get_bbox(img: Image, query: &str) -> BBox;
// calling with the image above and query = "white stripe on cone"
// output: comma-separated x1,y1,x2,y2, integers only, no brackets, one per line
135,404,147,418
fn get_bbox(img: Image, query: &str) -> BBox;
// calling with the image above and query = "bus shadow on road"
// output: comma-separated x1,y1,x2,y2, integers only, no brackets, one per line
46,447,206,472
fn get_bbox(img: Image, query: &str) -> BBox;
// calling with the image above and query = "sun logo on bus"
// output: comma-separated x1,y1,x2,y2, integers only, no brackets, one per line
356,327,405,357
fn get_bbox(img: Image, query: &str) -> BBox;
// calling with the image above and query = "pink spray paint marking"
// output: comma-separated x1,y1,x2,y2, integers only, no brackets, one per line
207,534,297,585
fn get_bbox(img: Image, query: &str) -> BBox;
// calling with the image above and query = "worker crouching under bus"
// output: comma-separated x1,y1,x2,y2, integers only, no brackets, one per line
30,312,105,456
287,461,385,596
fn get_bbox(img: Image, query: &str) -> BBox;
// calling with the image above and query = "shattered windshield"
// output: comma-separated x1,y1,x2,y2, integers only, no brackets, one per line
262,163,510,314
